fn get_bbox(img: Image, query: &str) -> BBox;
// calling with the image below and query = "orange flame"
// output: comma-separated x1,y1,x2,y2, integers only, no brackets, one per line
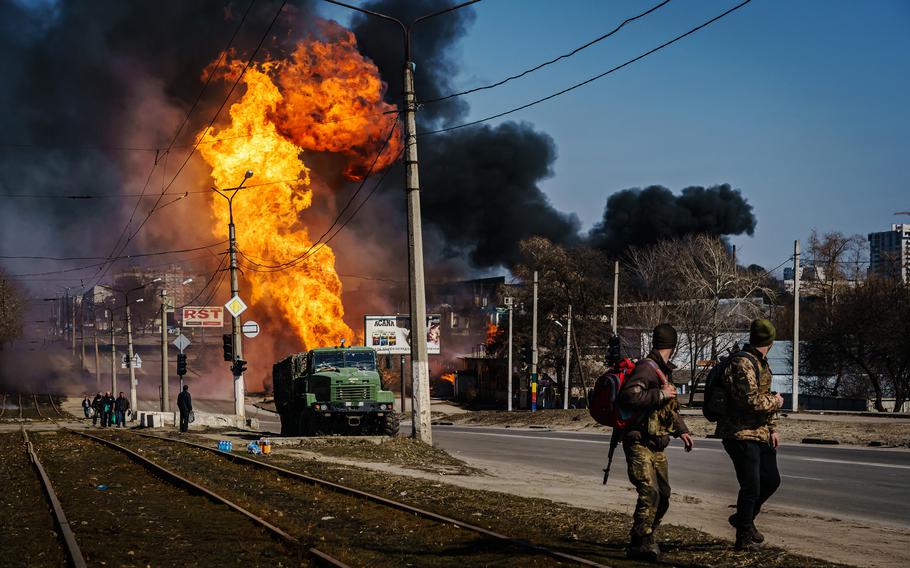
197,26,398,351
441,373,456,385
485,322,499,346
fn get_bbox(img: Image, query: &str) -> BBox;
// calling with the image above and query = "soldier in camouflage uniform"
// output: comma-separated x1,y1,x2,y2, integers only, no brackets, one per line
716,318,784,550
619,323,693,561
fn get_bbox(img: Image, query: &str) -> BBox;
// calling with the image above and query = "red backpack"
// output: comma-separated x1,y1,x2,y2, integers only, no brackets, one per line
588,358,638,428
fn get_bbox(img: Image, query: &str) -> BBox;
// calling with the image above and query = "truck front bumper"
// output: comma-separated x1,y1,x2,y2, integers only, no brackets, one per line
310,401,394,414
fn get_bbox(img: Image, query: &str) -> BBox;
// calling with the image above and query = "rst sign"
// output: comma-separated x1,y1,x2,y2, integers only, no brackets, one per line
181,306,224,327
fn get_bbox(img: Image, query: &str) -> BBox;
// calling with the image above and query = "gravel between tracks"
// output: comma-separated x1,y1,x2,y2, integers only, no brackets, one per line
31,431,305,567
96,430,573,567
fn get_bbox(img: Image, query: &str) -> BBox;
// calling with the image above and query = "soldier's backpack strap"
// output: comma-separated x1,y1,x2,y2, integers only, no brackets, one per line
732,351,762,384
641,358,669,385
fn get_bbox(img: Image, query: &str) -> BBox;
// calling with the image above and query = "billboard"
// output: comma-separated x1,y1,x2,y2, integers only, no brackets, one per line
181,306,224,327
364,314,441,355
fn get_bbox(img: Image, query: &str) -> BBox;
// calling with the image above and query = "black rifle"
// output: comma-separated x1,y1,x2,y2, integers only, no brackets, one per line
603,426,621,485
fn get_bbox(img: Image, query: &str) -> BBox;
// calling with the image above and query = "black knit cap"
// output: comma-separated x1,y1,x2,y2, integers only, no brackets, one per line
652,323,678,350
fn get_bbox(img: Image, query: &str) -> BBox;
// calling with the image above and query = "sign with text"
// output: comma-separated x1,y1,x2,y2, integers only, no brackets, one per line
181,306,224,327
364,314,441,355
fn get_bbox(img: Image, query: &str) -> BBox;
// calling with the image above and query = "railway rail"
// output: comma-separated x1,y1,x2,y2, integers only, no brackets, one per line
15,427,348,567
116,430,609,567
0,393,70,422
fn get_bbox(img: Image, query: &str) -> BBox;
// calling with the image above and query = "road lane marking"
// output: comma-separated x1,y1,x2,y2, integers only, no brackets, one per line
781,474,825,481
803,457,910,470
449,430,724,452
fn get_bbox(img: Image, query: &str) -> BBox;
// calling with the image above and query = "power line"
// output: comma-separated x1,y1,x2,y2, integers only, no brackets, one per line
421,0,673,105
89,0,288,289
0,178,301,200
422,0,753,136
0,240,227,262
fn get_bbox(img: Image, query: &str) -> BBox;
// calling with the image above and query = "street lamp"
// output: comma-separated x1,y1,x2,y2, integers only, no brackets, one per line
323,0,480,445
213,170,253,419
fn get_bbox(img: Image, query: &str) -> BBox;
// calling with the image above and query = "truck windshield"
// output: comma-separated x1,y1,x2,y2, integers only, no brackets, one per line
312,351,376,371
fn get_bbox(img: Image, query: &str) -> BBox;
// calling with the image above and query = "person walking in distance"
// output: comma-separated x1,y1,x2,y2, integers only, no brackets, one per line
717,319,784,550
114,391,130,428
618,323,694,561
177,385,192,433
81,395,92,419
91,392,102,426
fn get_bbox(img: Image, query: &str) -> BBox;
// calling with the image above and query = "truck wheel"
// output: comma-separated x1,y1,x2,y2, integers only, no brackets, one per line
298,411,316,437
279,413,295,436
382,412,400,437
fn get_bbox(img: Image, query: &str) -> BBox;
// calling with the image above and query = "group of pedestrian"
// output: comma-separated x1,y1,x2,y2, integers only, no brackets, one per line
83,391,130,428
617,318,782,561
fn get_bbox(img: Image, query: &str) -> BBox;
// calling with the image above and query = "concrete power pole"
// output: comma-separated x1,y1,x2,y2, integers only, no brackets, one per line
71,295,76,355
612,261,620,335
160,290,169,412
125,304,137,418
94,329,101,392
404,61,432,444
531,270,539,412
507,299,513,412
109,313,117,395
792,240,800,412
228,208,245,420
563,304,572,410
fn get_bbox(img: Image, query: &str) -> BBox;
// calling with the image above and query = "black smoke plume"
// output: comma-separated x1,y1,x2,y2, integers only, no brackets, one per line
587,184,757,254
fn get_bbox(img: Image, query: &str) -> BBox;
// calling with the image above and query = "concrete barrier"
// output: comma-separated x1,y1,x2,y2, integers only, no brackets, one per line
136,411,258,430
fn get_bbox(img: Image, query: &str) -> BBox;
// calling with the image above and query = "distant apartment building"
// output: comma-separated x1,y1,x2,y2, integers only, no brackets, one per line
868,224,910,283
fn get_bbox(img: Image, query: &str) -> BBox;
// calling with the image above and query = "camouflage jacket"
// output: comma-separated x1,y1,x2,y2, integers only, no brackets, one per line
714,345,779,443
619,351,688,451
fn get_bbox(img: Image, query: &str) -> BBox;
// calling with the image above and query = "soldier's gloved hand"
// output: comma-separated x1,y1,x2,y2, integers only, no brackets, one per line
680,432,694,452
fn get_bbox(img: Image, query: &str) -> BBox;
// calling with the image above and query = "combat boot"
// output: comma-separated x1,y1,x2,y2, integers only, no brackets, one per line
728,514,764,543
626,533,658,561
642,532,662,559
735,527,760,551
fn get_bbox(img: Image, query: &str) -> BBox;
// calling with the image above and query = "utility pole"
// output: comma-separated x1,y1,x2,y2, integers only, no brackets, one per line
71,295,76,355
507,298,514,412
612,261,620,335
399,355,406,414
79,300,85,369
531,270,539,412
160,289,169,412
324,0,480,447
125,302,137,418
214,170,252,420
94,328,101,392
792,240,800,412
563,304,572,410
109,311,117,395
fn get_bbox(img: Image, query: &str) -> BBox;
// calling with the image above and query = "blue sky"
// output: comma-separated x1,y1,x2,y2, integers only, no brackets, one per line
324,0,910,270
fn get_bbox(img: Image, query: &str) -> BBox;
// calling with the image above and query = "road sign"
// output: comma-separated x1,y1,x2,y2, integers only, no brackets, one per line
121,354,129,368
182,306,224,327
172,334,191,353
132,354,142,369
504,296,513,306
224,295,247,318
241,321,260,339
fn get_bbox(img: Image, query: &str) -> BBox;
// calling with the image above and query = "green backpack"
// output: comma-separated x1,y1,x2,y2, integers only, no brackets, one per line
703,351,760,422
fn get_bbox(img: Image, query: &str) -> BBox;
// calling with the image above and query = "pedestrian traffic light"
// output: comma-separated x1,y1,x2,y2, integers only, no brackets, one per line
222,334,232,361
176,353,187,376
231,358,247,376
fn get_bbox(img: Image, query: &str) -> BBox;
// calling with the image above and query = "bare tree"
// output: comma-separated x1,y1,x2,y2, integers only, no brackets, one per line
0,271,25,349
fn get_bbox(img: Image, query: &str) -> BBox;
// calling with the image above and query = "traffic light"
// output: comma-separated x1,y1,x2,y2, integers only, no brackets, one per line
176,353,187,376
222,334,232,361
231,358,248,376
520,341,532,364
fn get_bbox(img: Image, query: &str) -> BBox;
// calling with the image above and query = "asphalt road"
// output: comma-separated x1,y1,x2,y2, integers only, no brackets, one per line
414,424,910,528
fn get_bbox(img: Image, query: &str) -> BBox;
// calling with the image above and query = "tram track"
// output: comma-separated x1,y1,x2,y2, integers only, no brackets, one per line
94,429,609,567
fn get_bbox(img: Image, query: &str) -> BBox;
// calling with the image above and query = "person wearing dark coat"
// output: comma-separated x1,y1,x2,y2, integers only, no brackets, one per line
176,385,192,433
91,392,103,426
81,396,92,419
114,392,130,427
101,391,116,427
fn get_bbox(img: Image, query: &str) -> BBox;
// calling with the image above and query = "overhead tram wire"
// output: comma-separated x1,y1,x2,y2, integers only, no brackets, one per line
237,115,401,272
421,0,753,136
0,178,302,200
421,0,673,105
93,0,256,285
88,0,285,290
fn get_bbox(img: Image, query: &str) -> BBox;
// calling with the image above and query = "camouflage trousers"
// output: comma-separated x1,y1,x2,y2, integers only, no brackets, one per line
624,442,671,537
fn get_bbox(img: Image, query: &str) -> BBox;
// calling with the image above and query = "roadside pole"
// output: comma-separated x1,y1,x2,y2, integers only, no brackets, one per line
507,299,514,412
160,290,169,412
531,270,539,412
93,328,100,392
109,312,117,394
563,304,572,410
400,355,405,413
792,240,800,412
71,296,76,355
80,302,85,369
612,261,620,334
126,303,137,417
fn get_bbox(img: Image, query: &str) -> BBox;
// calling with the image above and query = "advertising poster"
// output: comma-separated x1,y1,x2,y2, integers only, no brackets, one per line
364,314,441,355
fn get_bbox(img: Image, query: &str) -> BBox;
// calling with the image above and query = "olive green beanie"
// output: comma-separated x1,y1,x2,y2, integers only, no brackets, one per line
749,318,776,348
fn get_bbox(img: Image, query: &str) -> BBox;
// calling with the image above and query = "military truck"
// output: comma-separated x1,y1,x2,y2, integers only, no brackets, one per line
273,346,399,437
